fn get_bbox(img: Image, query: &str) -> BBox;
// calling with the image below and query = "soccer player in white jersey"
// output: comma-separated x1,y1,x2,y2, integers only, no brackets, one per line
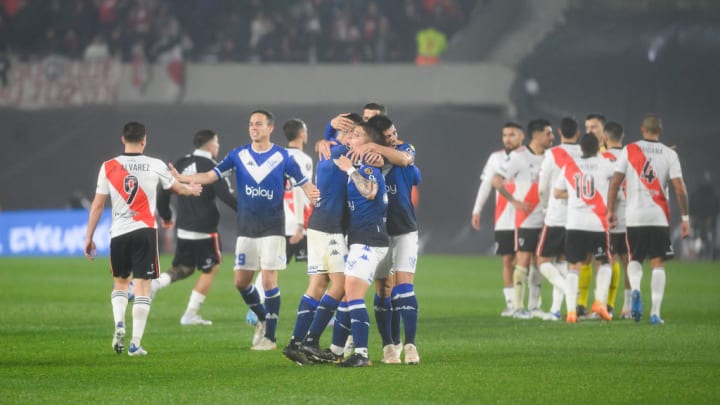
554,134,615,323
471,122,524,316
282,119,314,262
601,122,632,318
492,119,554,319
536,117,582,321
170,110,319,350
84,122,202,356
607,114,690,324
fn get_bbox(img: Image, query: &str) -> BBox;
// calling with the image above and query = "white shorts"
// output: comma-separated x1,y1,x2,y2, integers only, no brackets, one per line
344,244,388,285
234,235,286,271
376,231,419,279
307,229,347,275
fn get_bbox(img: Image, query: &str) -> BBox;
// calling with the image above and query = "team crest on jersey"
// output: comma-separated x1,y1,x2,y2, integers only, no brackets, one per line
364,167,374,175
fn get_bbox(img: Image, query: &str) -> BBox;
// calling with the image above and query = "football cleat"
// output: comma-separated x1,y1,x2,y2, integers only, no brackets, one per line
529,308,548,319
576,305,588,317
252,320,266,346
404,344,420,365
112,325,125,354
649,315,665,325
300,343,338,363
512,309,532,319
631,290,642,322
128,343,147,356
282,344,314,365
337,353,371,368
251,337,277,351
500,307,514,317
543,311,561,321
566,311,577,324
381,344,401,364
180,313,212,326
591,301,612,321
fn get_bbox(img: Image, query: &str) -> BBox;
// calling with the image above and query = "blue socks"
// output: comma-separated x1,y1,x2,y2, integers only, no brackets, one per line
390,287,402,345
264,287,281,342
395,283,418,345
305,294,340,345
348,299,370,352
290,294,319,346
374,294,393,346
331,301,351,348
239,284,266,321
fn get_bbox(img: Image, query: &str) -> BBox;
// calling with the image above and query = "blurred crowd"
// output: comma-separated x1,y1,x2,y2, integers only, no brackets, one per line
0,0,474,63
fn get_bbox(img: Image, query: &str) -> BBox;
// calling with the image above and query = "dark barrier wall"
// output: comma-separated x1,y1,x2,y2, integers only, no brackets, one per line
0,104,712,254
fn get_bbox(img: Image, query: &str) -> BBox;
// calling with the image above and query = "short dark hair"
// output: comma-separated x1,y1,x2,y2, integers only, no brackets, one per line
282,119,306,142
642,114,662,134
123,122,146,143
356,122,385,146
559,117,578,139
362,102,386,115
250,110,275,126
367,115,394,134
193,129,217,148
585,113,606,124
503,122,523,131
344,113,363,124
527,119,551,136
604,121,624,142
580,133,599,157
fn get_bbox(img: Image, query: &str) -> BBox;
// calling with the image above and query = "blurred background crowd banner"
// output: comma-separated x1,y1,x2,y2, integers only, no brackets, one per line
1,0,719,259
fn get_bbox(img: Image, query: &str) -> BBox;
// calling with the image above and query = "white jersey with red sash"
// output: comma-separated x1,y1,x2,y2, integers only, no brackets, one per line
538,143,581,227
496,146,544,229
478,150,516,231
602,148,627,233
614,140,682,227
283,148,314,235
555,155,615,232
96,153,175,237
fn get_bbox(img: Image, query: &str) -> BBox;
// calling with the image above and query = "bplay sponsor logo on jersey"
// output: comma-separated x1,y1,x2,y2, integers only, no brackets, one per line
386,184,398,195
245,184,274,200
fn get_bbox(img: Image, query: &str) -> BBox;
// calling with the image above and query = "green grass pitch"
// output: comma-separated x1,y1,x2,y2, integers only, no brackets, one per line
1,255,719,403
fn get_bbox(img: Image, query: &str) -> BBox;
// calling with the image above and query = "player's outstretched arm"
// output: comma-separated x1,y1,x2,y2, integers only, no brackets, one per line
168,163,219,185
671,177,691,238
84,193,108,260
171,180,203,196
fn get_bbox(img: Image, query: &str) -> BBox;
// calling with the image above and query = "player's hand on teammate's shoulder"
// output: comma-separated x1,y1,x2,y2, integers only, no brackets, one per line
315,139,337,160
331,113,355,132
187,182,202,196
333,154,353,172
347,143,374,165
365,152,384,167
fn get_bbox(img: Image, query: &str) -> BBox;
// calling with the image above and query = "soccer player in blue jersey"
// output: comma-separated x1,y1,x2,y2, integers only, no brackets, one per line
323,103,386,142
169,110,319,350
362,115,421,365
282,113,363,365
334,122,390,367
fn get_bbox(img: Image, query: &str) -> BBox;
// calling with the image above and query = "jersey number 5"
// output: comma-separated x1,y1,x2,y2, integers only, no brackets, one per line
124,175,139,204
573,173,596,200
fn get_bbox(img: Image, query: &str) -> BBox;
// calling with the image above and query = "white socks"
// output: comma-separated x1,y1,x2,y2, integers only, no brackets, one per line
528,266,543,310
627,260,643,291
513,266,529,310
565,270,579,314
503,287,513,309
111,290,129,327
594,264,612,305
186,290,206,315
651,268,666,317
539,262,566,292
131,296,151,346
